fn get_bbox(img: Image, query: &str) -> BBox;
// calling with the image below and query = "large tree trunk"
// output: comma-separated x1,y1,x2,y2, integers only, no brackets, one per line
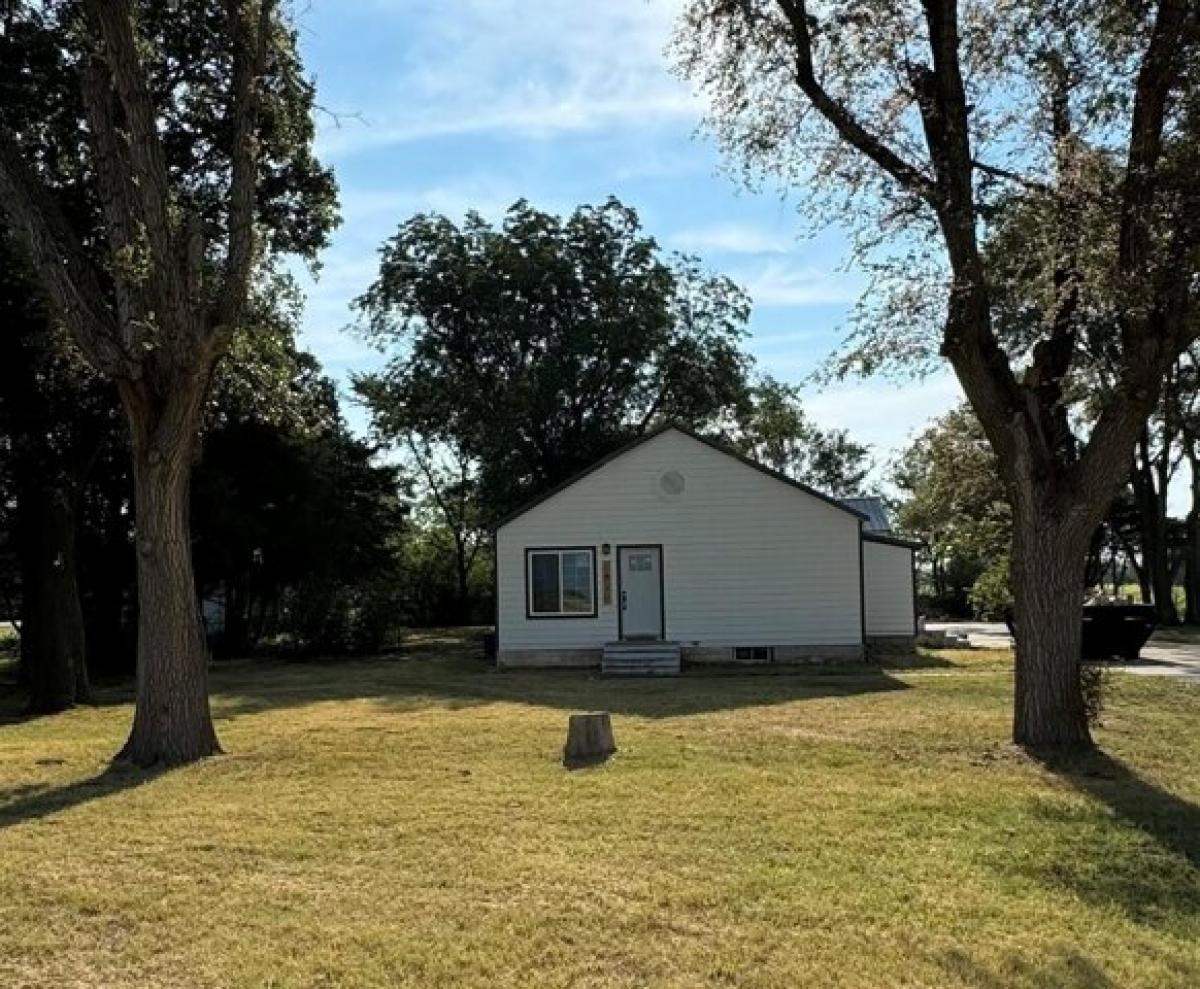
219,574,252,657
1120,533,1152,604
18,483,91,713
1145,512,1177,624
455,546,472,625
1132,438,1179,625
116,383,221,767
1186,452,1200,624
1009,496,1093,750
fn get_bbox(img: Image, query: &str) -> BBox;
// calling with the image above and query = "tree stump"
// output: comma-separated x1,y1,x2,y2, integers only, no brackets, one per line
563,712,616,768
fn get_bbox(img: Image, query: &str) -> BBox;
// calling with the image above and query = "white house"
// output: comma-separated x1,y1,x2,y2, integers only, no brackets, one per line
492,424,917,672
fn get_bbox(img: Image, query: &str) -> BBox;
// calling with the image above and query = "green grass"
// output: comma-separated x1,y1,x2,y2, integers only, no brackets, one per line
0,631,1197,988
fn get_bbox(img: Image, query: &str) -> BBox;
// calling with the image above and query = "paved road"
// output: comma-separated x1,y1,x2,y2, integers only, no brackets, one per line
926,621,1200,683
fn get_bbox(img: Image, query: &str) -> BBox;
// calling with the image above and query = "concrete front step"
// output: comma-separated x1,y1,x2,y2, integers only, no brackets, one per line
602,641,681,676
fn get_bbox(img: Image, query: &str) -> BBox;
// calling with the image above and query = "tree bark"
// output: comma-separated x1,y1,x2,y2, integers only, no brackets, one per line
1186,451,1200,624
220,574,252,657
1129,436,1177,623
563,712,616,767
115,383,221,766
1009,498,1092,750
455,543,472,625
1145,505,1177,623
1123,534,1152,604
18,483,91,713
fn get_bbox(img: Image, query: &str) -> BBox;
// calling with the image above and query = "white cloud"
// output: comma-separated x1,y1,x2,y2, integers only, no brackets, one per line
317,94,699,158
804,374,964,465
337,181,525,226
313,0,698,160
743,260,864,307
670,222,794,255
288,251,382,364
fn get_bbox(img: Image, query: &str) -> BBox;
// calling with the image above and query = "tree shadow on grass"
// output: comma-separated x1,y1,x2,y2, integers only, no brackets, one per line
938,945,1119,989
212,657,912,721
0,763,164,831
1029,748,1200,923
0,687,132,728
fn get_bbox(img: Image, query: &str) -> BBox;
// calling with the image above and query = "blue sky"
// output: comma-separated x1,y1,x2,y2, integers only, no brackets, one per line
290,0,964,482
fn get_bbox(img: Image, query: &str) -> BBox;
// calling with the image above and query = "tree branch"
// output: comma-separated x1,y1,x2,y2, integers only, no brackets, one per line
218,0,275,335
1116,0,1191,306
972,158,1048,194
909,0,1025,467
82,0,174,266
79,52,144,345
774,0,936,198
0,131,125,375
1076,0,1199,502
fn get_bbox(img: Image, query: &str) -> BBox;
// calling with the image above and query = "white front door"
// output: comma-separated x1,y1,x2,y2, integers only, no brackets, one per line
619,546,663,640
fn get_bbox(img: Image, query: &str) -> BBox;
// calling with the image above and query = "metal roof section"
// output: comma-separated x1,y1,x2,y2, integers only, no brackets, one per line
840,495,893,534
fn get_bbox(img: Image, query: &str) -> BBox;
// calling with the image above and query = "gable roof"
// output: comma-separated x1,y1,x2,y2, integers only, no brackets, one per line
840,495,892,534
493,423,869,530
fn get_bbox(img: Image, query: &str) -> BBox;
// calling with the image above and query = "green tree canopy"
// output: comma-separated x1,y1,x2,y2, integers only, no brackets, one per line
0,0,339,764
892,405,1010,617
355,198,755,516
733,377,872,496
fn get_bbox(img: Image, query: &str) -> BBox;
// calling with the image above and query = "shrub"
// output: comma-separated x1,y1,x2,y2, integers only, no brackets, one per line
284,573,406,656
1079,663,1109,728
969,556,1013,620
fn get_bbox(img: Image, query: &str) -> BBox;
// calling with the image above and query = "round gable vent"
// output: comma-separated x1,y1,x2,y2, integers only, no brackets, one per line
659,469,686,496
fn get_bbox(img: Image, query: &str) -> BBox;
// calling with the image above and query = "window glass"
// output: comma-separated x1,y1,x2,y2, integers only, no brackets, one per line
561,551,593,613
628,553,653,571
530,553,561,613
528,549,594,616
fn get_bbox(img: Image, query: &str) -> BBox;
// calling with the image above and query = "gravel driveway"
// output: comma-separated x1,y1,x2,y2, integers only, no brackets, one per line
925,621,1200,683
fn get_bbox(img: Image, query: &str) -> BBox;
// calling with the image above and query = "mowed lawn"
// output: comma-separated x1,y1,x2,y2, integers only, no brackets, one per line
1,633,1198,988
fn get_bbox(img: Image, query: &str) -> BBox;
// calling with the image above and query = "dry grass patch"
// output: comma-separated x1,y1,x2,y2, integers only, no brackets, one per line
0,630,1197,988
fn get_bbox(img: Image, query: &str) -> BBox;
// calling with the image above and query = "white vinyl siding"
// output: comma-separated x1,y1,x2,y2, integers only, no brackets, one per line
496,428,863,652
863,539,916,636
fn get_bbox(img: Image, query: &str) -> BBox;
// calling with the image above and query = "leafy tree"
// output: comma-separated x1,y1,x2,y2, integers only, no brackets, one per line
194,417,407,656
1171,349,1200,621
972,156,1200,625
893,406,1010,618
355,198,754,518
0,1,337,764
398,523,495,628
733,377,872,495
400,438,487,625
0,245,116,711
676,0,1200,749
193,284,406,657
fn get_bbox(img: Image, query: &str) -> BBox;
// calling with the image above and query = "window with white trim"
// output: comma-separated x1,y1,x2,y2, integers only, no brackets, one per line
527,548,596,617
